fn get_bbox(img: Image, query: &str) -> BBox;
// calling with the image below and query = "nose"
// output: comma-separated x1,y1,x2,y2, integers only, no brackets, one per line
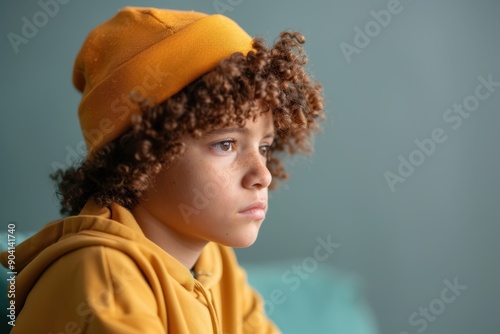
241,150,272,190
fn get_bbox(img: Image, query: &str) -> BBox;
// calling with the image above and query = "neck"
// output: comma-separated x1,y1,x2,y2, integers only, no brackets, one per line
131,204,206,270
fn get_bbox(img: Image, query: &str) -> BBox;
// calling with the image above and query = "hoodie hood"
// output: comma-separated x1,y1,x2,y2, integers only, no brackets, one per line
0,199,223,313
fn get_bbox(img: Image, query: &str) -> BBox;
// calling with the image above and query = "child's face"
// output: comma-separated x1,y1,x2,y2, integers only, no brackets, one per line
137,111,275,248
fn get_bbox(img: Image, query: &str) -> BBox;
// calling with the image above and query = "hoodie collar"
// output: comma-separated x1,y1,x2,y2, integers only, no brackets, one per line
82,199,223,290
1,199,222,292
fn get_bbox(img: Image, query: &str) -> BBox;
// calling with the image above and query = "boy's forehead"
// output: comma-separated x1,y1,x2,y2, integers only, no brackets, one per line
186,99,274,136
205,111,275,136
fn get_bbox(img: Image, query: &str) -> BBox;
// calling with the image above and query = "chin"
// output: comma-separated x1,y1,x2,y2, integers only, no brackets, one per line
231,238,258,249
219,227,261,248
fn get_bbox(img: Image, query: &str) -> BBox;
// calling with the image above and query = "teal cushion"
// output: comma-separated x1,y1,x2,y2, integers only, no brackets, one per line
244,260,379,334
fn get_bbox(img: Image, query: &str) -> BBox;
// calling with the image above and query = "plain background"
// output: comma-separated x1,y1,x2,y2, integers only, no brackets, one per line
1,0,499,333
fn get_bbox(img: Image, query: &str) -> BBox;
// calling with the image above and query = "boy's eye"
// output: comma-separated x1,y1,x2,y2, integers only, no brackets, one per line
211,140,235,152
259,145,272,159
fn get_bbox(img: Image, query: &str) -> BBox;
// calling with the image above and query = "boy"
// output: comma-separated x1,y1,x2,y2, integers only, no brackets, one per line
1,6,324,333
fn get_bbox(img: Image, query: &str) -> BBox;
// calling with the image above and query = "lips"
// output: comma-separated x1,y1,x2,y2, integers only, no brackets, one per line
238,201,267,220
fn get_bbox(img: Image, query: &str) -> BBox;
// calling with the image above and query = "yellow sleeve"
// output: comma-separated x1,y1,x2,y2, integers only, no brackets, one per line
12,246,165,334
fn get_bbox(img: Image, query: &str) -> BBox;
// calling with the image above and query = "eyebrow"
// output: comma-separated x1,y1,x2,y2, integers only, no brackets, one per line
205,127,275,139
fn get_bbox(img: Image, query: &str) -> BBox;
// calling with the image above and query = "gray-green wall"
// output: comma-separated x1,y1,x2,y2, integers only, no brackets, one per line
1,0,499,333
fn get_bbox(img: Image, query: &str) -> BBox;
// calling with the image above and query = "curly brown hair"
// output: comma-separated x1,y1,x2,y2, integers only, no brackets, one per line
51,32,325,216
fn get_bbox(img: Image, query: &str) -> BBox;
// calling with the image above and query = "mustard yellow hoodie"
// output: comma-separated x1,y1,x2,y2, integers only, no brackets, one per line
0,199,280,333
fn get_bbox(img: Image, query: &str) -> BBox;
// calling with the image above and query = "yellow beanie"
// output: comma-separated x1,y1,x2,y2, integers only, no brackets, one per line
73,7,253,156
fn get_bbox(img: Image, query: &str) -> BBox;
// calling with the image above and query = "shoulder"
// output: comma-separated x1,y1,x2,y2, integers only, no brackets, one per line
15,247,164,333
33,245,159,318
52,245,139,278
35,245,155,310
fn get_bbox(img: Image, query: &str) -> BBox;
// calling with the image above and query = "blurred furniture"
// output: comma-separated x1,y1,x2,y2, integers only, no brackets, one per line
244,260,379,333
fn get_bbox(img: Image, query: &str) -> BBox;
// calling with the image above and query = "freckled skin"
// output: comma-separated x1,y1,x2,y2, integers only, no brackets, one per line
131,112,274,269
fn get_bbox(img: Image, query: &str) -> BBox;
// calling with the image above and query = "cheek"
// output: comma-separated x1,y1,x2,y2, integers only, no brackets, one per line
153,163,195,208
162,162,218,206
182,164,239,218
200,163,236,200
155,158,240,217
